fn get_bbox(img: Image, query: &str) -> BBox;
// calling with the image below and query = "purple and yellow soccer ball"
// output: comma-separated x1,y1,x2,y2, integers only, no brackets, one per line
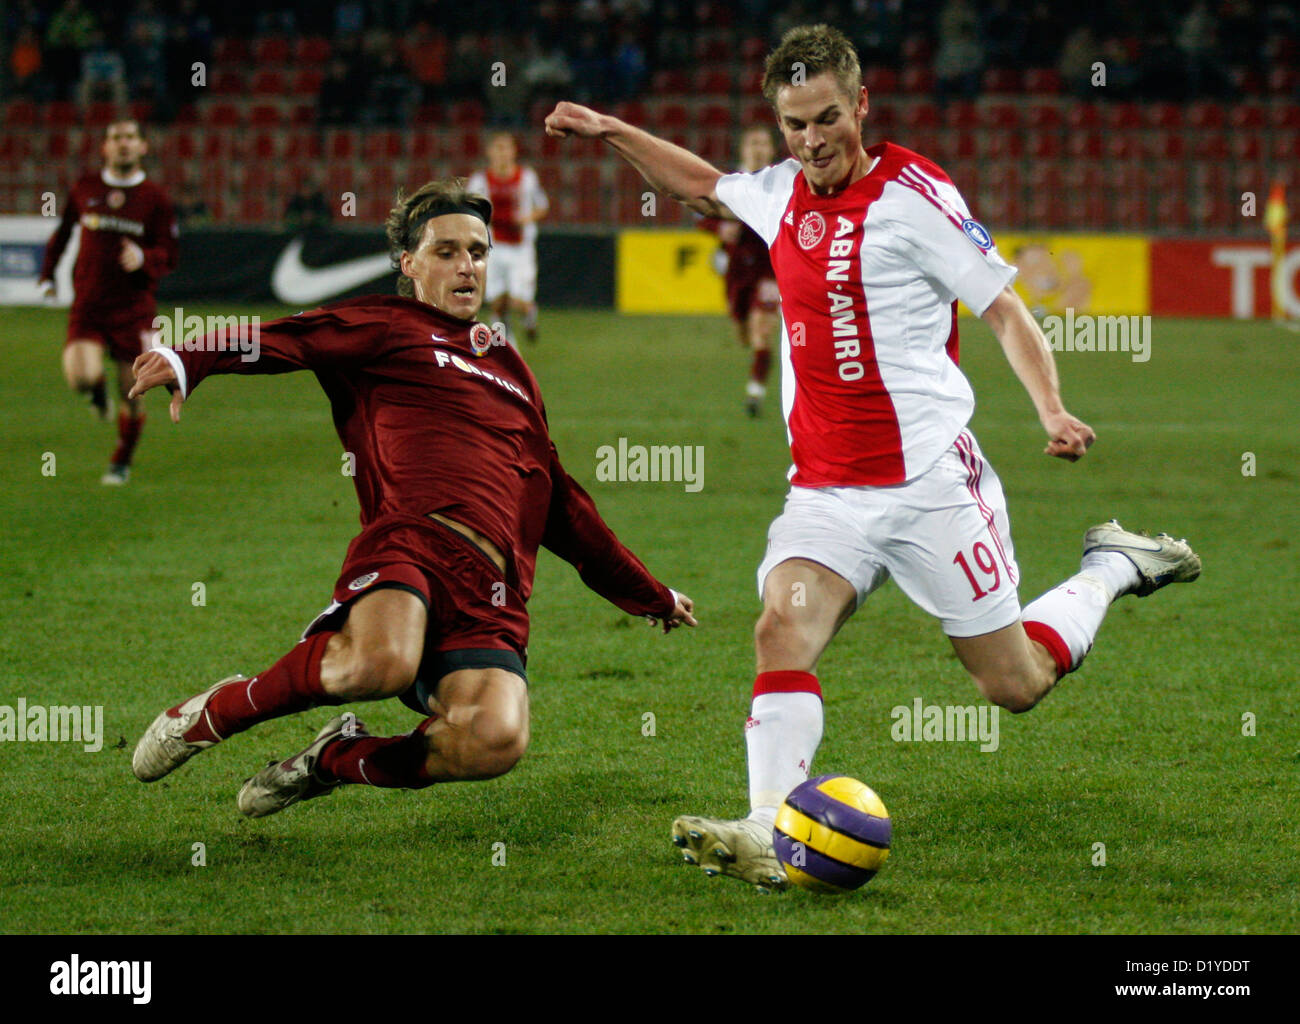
774,774,891,894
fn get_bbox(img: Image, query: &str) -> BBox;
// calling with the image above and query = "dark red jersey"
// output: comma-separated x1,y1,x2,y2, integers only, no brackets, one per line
162,295,672,618
41,169,178,318
700,215,774,289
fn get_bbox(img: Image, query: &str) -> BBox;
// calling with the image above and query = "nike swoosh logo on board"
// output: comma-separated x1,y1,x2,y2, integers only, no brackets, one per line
271,238,393,304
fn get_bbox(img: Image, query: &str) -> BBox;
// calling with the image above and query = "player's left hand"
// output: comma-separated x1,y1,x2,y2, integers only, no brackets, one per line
1041,409,1095,461
653,590,697,634
119,239,144,273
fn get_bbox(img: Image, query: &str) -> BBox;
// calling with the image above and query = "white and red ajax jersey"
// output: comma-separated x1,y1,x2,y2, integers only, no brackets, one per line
716,142,1017,487
467,166,547,247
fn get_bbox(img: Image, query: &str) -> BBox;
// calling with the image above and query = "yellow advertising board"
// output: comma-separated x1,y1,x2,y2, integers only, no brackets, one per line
616,230,727,314
968,234,1151,317
618,229,1151,317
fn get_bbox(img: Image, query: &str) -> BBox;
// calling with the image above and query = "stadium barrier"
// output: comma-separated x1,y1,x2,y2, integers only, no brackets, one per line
4,217,1295,316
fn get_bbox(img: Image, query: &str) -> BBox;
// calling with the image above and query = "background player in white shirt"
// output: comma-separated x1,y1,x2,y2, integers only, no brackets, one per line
468,132,548,344
547,25,1201,890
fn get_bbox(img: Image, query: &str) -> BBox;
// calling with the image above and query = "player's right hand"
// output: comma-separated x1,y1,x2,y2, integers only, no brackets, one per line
129,350,185,423
544,102,606,139
37,278,56,302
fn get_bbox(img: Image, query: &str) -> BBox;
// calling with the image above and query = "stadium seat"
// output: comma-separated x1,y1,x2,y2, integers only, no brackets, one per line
1065,131,1103,159
1149,130,1185,160
651,70,689,95
254,37,291,65
409,133,442,161
738,68,764,95
1267,67,1298,95
1186,102,1225,131
655,103,689,131
251,71,288,96
863,68,899,94
204,102,241,127
1229,105,1264,130
285,132,322,160
943,101,978,129
294,37,332,64
612,101,647,125
741,37,767,62
1028,130,1062,159
1025,104,1062,130
1146,103,1183,130
742,100,770,126
1106,134,1139,160
327,130,358,161
250,130,279,160
212,70,244,95
249,104,282,126
1103,103,1142,131
450,101,485,126
980,102,1020,130
238,193,272,223
1193,132,1228,160
213,38,250,64
899,66,935,95
949,129,977,159
293,69,324,96
1114,195,1150,230
457,129,482,160
45,130,69,160
1155,194,1190,229
692,68,731,96
363,131,404,161
1267,106,1300,131
1270,133,1299,161
1022,68,1061,94
694,35,731,62
699,103,732,128
1066,104,1100,130
45,101,79,127
414,103,446,126
984,131,1023,159
981,69,1022,94
697,131,730,164
1230,135,1262,161
901,101,939,129
870,104,896,132
5,100,37,127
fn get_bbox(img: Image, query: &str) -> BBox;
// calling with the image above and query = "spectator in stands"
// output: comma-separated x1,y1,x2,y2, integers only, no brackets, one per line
124,0,169,103
569,29,612,103
980,0,1027,70
76,28,128,106
285,178,332,230
165,0,212,109
522,38,573,105
934,0,984,101
9,25,45,98
1177,1,1228,98
610,28,648,101
484,34,532,127
446,33,487,103
400,18,447,103
45,0,97,101
365,48,419,126
1057,24,1098,97
318,56,362,126
175,181,211,228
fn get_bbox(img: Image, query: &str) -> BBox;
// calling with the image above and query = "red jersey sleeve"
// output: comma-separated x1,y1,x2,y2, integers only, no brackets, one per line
541,442,675,619
40,188,79,282
164,306,391,398
141,189,178,284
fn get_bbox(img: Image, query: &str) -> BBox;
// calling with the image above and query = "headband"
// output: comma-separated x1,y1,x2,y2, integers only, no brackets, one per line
417,195,493,228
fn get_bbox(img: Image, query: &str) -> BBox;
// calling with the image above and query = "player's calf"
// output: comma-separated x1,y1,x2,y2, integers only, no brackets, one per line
423,667,530,780
951,623,1058,714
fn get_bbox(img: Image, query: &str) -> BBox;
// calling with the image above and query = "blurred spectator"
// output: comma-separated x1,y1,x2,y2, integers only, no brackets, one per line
980,0,1026,69
77,28,127,105
318,56,363,126
1176,1,1228,98
484,34,532,127
10,25,44,97
124,0,168,103
522,39,573,109
400,18,447,102
934,0,984,100
175,181,211,228
447,32,487,102
611,28,648,100
569,29,612,103
1057,24,1098,97
364,49,419,126
285,179,332,230
45,0,97,100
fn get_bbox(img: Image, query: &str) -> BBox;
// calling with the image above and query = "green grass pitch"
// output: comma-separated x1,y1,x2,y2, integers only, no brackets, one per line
1,304,1296,934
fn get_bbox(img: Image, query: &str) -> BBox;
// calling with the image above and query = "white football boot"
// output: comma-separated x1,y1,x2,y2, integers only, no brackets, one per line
671,815,787,891
132,674,246,782
1082,520,1202,596
237,715,364,818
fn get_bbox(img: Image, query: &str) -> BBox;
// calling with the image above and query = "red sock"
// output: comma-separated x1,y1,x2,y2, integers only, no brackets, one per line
318,716,437,788
183,631,341,743
750,348,772,384
111,411,145,467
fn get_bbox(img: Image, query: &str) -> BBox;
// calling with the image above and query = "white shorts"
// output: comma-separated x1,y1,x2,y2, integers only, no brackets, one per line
756,429,1022,637
485,242,537,304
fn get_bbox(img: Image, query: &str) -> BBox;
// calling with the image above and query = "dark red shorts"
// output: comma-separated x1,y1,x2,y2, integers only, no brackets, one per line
726,273,780,323
301,512,530,712
66,305,157,363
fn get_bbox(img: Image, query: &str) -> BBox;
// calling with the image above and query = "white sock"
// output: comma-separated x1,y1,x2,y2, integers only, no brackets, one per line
745,691,823,826
1022,552,1136,673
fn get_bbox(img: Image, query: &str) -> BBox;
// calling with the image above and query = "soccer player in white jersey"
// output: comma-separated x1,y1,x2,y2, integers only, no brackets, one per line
467,132,548,344
546,25,1201,890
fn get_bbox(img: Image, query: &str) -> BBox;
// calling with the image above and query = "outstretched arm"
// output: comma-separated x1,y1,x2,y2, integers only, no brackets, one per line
545,101,731,219
981,285,1095,461
542,443,697,634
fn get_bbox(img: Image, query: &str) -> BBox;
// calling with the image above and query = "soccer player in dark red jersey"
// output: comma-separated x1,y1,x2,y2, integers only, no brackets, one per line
129,179,696,817
699,126,781,416
39,120,179,485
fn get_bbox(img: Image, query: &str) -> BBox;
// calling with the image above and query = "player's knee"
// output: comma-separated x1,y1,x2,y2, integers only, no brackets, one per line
454,706,529,779
334,639,420,700
754,604,810,660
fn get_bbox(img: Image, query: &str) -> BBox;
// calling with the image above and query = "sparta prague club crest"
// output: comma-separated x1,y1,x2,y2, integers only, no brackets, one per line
797,211,826,250
107,190,126,210
469,323,493,356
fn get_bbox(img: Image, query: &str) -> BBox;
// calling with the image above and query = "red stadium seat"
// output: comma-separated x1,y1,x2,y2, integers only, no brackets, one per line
1268,67,1299,95
1149,130,1185,160
5,100,37,127
1155,195,1190,229
943,101,978,129
450,100,485,126
1106,134,1139,160
1229,104,1264,130
1185,102,1224,131
655,103,689,131
250,70,288,96
1270,133,1299,161
899,65,934,95
1146,103,1182,130
981,68,1022,94
238,193,272,223
292,69,324,96
1028,130,1061,159
1231,135,1262,161
294,37,332,64
984,131,1023,159
327,129,357,161
204,102,241,127
699,103,732,128
1022,68,1061,94
692,68,731,96
1065,131,1103,159
651,70,689,95
863,68,899,94
901,101,939,129
1025,104,1061,130
742,100,770,126
697,130,730,164
612,101,647,124
45,130,69,160
1066,104,1100,130
457,129,482,160
950,130,977,159
213,38,250,64
409,133,442,161
249,104,282,126
737,68,764,95
414,103,446,126
363,131,404,161
1193,132,1228,160
285,131,322,160
85,102,119,126
1103,103,1142,131
253,37,291,65
741,37,767,62
1267,106,1300,131
212,70,244,94
289,103,315,125
869,104,896,132
1114,195,1149,230
980,102,1020,130
250,130,279,159
694,35,731,62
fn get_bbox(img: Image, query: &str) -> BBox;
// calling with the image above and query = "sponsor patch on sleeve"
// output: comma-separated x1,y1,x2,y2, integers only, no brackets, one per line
961,218,994,252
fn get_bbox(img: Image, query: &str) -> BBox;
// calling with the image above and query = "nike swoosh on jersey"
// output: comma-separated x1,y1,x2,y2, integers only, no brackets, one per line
271,238,393,304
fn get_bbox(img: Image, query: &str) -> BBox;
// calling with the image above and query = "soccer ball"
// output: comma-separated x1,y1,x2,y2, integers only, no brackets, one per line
773,774,891,894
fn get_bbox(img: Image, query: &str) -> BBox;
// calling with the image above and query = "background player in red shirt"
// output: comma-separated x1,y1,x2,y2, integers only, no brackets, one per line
699,126,782,416
467,131,549,344
39,120,178,485
128,178,695,818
